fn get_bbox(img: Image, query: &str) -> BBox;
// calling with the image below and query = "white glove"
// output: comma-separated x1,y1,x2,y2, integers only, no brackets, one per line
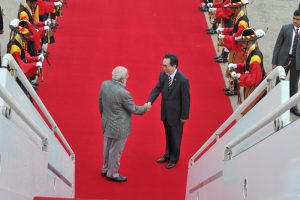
241,0,249,4
38,54,44,62
209,8,217,12
255,29,265,38
207,3,213,7
216,27,224,33
9,19,20,30
44,19,51,26
54,2,63,7
228,63,237,70
36,61,43,69
218,34,225,39
231,72,240,79
44,26,50,31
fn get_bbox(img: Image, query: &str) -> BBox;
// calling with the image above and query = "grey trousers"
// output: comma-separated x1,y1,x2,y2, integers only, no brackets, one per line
102,136,127,178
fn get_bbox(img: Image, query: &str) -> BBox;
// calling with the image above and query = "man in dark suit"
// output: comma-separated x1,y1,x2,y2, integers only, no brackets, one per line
272,7,300,116
147,53,190,169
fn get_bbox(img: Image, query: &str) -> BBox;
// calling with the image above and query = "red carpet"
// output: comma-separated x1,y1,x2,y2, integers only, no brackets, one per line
38,0,233,199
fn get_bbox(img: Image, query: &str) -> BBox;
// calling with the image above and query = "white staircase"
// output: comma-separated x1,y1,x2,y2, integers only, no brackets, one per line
186,66,300,200
0,54,75,200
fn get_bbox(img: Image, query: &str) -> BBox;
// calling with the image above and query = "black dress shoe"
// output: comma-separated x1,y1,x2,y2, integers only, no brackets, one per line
106,175,127,182
224,87,230,92
225,90,237,96
166,162,177,169
101,172,107,176
200,6,208,12
214,54,222,60
290,107,300,116
215,57,228,63
156,157,169,163
207,29,217,34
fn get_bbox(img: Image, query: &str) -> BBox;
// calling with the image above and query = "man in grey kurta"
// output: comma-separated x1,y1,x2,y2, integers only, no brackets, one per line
99,66,148,182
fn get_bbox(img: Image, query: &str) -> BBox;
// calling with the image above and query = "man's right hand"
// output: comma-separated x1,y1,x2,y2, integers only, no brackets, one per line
144,102,151,111
36,61,42,69
228,63,237,70
54,2,63,7
38,54,45,62
208,8,216,12
207,3,213,7
216,27,224,33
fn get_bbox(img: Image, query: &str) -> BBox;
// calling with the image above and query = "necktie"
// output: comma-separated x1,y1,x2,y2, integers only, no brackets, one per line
168,75,172,90
292,28,299,56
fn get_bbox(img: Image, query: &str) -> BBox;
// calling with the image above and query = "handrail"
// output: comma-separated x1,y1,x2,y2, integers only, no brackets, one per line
1,54,75,159
188,66,286,167
224,91,300,160
0,83,49,151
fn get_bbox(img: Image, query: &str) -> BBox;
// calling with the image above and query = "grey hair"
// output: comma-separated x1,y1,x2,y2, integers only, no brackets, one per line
112,66,128,81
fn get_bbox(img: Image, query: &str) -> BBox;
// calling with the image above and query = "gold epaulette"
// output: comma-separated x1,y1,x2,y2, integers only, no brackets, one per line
250,55,261,65
19,11,29,21
238,20,248,29
10,45,21,55
34,6,40,22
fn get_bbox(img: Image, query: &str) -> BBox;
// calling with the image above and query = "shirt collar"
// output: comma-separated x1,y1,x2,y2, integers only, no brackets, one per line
169,69,177,80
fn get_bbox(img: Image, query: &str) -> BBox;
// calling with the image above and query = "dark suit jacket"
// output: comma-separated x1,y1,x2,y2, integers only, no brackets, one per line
272,24,300,70
148,70,190,126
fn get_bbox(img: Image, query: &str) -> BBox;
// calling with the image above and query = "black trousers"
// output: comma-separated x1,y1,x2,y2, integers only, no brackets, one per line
163,120,184,162
285,56,300,100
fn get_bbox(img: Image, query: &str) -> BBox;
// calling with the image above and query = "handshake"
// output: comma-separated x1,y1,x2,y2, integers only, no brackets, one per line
144,102,152,112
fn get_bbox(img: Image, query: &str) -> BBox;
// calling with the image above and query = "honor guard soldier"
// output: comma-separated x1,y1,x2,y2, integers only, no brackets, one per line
229,28,266,115
216,0,249,64
7,19,44,93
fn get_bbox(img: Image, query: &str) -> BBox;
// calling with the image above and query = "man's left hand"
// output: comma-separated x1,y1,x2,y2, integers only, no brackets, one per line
180,119,187,123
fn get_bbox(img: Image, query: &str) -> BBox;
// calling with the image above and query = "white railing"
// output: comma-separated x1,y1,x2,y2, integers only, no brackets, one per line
188,66,286,167
224,90,300,160
0,84,49,151
1,54,75,159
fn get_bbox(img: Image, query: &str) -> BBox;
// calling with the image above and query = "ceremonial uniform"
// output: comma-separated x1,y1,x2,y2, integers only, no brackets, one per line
229,28,266,114
216,0,249,64
7,26,39,78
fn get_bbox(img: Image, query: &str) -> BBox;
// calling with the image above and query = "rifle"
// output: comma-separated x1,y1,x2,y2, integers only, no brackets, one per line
63,0,68,8
41,47,51,66
44,54,51,66
38,67,44,82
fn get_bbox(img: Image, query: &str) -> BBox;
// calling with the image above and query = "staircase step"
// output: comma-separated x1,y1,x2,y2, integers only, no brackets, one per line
34,197,109,200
